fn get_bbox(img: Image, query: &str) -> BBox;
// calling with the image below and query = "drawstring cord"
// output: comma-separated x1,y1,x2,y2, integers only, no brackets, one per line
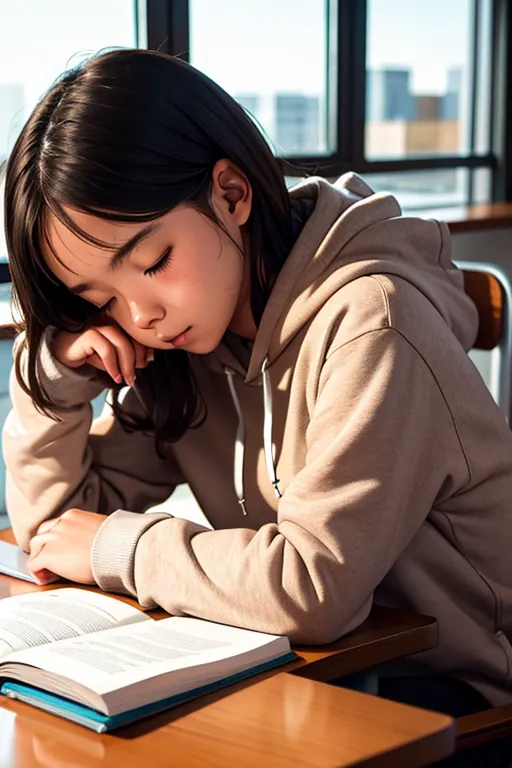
262,358,283,500
224,357,281,516
225,368,248,515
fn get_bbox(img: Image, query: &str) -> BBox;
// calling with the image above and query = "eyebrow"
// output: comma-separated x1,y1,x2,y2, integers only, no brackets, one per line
68,223,158,295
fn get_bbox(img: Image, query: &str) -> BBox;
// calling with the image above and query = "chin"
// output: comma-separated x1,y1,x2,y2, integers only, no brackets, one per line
186,340,220,355
186,331,224,355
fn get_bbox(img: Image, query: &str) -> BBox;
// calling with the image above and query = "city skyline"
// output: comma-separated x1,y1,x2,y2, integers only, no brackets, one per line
0,61,466,161
0,0,477,159
233,64,463,156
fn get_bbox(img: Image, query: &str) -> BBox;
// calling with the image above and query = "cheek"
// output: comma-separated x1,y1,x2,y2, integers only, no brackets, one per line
172,241,243,299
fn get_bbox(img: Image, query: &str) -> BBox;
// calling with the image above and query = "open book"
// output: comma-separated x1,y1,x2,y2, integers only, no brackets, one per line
0,588,295,732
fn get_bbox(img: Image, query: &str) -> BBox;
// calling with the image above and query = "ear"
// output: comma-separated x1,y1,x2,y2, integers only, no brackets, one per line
211,159,252,227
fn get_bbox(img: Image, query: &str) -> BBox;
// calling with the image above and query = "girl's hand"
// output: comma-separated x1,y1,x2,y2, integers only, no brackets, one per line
28,509,107,585
51,319,154,386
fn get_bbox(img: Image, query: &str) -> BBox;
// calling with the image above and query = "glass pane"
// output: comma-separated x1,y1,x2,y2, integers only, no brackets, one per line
472,167,492,204
362,168,469,210
189,0,328,156
0,0,139,261
366,0,478,159
474,0,492,154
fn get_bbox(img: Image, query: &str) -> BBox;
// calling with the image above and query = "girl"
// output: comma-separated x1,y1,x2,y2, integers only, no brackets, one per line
2,49,512,766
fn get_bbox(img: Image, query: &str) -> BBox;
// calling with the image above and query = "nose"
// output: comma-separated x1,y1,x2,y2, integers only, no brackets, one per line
129,299,164,330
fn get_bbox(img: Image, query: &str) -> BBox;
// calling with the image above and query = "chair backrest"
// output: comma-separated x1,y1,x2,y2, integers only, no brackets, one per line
458,261,512,424
463,270,503,350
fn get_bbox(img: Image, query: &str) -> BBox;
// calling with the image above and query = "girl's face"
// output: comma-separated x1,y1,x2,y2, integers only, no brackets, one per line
43,163,255,352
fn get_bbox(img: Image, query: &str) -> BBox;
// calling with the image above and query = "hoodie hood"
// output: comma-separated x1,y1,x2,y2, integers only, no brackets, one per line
246,172,478,382
209,172,479,517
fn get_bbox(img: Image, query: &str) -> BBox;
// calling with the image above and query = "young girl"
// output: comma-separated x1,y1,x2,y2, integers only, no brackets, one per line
2,49,512,765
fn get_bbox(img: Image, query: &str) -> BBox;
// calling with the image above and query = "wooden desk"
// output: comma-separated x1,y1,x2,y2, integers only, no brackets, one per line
0,527,438,684
0,673,454,768
0,529,452,766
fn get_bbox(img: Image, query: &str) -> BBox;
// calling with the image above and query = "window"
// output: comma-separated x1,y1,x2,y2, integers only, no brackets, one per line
189,0,329,156
183,0,501,211
0,0,142,264
366,0,477,160
364,0,494,208
0,0,509,272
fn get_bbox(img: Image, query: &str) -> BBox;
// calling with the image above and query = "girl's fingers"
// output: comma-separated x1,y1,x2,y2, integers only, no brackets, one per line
36,517,61,536
28,532,53,563
86,351,107,373
73,322,154,385
53,324,152,385
98,325,136,386
95,326,136,385
32,568,60,586
85,333,123,383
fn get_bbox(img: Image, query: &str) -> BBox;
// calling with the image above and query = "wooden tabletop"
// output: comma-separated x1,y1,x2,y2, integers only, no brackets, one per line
0,528,451,767
0,672,455,768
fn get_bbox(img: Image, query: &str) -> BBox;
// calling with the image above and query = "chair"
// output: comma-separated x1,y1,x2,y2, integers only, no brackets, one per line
458,261,512,424
454,262,512,752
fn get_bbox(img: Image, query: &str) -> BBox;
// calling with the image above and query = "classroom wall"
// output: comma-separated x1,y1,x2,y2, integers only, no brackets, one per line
0,225,509,529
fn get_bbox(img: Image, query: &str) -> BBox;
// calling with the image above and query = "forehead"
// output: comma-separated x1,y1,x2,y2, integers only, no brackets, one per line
44,208,141,282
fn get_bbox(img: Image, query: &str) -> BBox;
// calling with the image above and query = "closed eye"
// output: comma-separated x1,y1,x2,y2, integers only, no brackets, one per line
145,247,173,277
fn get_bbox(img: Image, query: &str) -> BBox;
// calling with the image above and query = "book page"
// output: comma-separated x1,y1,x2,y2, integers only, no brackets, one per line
0,588,151,658
4,617,290,714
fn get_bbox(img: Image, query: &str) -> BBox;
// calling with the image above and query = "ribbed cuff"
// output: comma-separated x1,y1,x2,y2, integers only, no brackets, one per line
91,509,171,596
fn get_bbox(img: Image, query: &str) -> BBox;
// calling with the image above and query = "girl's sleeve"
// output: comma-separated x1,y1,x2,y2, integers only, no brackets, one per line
90,327,469,643
2,334,183,551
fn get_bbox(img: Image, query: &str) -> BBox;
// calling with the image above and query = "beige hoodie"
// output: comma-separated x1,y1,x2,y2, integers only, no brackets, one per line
4,174,512,706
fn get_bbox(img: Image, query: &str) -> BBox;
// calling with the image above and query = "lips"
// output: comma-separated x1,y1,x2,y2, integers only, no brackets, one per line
161,326,191,345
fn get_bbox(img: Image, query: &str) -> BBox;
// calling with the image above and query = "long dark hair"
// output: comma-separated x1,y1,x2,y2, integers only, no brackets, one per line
3,48,294,450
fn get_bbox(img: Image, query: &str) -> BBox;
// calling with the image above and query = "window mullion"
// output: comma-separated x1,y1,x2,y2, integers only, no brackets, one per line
491,0,512,201
467,0,480,202
146,0,189,59
336,0,367,164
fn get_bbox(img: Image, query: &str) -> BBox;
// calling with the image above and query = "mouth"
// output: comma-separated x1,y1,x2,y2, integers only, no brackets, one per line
161,326,192,347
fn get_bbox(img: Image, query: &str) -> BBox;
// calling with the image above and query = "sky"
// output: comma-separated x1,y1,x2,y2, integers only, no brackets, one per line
190,0,475,97
0,1,137,107
0,0,478,103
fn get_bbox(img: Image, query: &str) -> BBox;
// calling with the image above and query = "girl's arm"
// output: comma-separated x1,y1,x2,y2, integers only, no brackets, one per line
90,327,468,644
2,335,182,552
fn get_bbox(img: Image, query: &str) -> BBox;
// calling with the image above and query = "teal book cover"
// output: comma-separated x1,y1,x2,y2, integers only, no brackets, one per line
1,651,298,733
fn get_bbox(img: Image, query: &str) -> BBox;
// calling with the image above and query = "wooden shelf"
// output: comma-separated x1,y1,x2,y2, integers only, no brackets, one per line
417,202,512,232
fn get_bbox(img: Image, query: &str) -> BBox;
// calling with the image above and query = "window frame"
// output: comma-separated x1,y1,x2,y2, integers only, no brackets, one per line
1,0,510,284
148,0,511,204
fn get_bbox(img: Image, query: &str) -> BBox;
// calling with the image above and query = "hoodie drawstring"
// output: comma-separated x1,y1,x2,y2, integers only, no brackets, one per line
225,368,248,515
224,357,282,517
262,358,283,501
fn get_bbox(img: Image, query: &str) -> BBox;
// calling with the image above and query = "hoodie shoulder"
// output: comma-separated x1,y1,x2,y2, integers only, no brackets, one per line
309,275,392,355
311,271,474,370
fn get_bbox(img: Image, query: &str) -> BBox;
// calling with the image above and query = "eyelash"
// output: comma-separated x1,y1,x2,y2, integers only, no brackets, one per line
145,247,173,277
94,247,173,312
